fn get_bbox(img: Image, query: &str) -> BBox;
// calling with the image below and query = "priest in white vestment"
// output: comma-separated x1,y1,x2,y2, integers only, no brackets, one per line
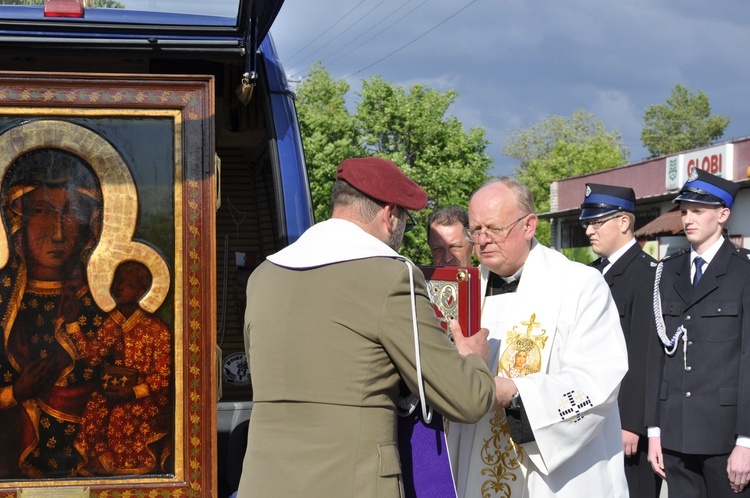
447,177,630,498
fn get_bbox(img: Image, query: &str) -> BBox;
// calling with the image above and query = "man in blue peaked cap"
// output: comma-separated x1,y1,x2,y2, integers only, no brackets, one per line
580,183,662,498
647,168,750,497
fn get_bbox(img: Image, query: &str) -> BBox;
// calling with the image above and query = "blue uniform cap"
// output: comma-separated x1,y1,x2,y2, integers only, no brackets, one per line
579,183,636,220
673,168,738,209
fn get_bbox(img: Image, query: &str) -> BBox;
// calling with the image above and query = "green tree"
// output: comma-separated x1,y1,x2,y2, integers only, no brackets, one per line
641,84,730,158
295,63,362,222
295,66,492,264
503,110,628,246
356,76,491,263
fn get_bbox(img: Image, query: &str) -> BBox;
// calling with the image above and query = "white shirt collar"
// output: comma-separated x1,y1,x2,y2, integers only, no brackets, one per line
502,267,523,283
691,235,725,266
601,238,637,274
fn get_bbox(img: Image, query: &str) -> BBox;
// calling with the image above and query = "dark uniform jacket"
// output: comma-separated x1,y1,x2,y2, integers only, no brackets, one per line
592,242,657,436
646,238,750,455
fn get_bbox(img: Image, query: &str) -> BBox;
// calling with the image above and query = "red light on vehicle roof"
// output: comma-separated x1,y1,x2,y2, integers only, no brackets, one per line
44,0,84,18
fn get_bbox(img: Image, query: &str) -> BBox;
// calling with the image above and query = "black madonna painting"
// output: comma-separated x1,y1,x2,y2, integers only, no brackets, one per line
0,74,216,497
0,119,175,482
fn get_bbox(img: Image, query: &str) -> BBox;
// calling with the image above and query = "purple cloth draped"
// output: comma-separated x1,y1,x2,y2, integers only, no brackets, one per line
398,410,457,498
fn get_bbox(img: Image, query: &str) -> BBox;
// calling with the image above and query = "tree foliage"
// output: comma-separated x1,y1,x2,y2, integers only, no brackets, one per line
641,84,730,158
295,64,492,264
356,77,491,263
295,63,362,223
88,0,124,7
503,110,628,246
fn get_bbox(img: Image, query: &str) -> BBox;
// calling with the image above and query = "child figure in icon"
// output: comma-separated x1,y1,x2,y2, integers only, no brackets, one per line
66,260,172,476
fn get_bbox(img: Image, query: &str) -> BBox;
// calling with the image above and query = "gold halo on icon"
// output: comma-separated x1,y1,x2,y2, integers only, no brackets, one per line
0,119,170,313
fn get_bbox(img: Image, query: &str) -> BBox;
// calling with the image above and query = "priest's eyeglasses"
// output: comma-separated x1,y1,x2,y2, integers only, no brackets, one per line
463,215,527,243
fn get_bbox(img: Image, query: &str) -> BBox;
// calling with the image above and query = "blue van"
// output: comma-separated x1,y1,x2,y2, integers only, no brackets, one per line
0,0,312,495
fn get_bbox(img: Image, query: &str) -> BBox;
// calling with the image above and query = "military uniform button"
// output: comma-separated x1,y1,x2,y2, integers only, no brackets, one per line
686,315,691,320
685,392,692,398
685,366,692,372
687,341,693,346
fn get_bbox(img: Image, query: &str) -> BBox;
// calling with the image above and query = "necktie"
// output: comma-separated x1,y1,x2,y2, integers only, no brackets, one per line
693,256,705,288
598,258,610,273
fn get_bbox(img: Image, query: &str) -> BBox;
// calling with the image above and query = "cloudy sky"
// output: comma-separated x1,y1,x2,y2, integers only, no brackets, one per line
269,0,750,176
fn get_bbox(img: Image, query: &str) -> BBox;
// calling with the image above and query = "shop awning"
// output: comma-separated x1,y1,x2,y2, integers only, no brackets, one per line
635,208,683,238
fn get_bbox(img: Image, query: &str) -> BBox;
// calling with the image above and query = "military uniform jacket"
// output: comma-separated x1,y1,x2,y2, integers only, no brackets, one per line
646,238,750,455
593,242,658,436
237,219,496,498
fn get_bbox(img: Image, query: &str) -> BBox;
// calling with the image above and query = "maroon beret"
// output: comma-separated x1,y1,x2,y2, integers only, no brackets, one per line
336,157,428,211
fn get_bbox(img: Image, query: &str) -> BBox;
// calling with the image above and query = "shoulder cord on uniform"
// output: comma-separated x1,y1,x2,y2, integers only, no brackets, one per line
653,260,686,357
404,259,433,424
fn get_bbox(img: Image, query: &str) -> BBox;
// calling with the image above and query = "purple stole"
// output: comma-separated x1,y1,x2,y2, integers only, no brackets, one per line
398,410,457,498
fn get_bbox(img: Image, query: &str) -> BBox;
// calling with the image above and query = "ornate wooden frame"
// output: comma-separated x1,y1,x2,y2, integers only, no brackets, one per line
0,72,216,496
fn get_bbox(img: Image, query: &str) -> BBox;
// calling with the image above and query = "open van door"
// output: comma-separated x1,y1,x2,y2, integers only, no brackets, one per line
0,1,313,495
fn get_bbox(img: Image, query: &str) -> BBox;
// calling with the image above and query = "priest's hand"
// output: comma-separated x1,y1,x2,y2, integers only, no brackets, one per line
450,319,490,366
727,445,750,493
647,436,666,479
492,376,517,411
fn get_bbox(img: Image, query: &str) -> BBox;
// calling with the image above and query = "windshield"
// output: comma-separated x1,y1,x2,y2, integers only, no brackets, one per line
101,0,238,18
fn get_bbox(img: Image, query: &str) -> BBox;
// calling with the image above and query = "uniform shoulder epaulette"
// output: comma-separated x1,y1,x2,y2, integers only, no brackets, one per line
637,251,658,267
659,248,688,263
732,246,750,263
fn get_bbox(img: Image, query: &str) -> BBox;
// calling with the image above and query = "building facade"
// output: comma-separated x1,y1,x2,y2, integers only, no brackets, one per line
545,137,750,259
